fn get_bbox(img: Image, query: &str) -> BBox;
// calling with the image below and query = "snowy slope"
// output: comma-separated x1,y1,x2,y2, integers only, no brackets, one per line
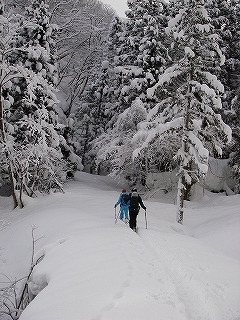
0,172,240,320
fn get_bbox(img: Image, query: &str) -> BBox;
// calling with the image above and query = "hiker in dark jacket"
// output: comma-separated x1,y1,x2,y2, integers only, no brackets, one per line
129,188,146,231
114,189,130,220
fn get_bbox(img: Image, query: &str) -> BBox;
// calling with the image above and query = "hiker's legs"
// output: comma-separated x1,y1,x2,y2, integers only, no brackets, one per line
119,207,124,219
122,206,129,219
129,211,137,229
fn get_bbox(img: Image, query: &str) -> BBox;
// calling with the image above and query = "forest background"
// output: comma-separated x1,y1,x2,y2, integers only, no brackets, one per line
0,0,240,223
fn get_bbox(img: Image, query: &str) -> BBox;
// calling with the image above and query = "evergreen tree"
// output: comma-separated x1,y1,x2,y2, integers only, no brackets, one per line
229,86,240,192
220,0,240,191
112,0,169,114
137,0,169,89
0,0,82,206
134,0,231,223
88,0,169,177
0,0,24,207
75,60,113,171
103,16,126,129
206,0,240,117
94,98,147,185
9,0,69,199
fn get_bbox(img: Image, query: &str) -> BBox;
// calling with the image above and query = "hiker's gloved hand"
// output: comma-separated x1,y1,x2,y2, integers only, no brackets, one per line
114,204,117,208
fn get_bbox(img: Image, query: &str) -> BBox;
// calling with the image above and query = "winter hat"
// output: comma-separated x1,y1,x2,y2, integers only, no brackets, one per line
122,189,126,193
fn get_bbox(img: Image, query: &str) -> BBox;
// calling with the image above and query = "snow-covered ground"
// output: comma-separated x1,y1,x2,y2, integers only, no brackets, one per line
0,171,240,320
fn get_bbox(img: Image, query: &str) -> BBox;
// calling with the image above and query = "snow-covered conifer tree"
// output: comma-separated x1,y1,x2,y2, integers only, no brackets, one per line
205,0,240,192
113,0,169,113
91,0,170,178
95,98,147,185
103,16,126,128
0,0,23,207
133,0,231,223
229,87,240,192
137,0,169,92
0,0,82,206
7,0,69,200
75,60,114,171
206,0,240,116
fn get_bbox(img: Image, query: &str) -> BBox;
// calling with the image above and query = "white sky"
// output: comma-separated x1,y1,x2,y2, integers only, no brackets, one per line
102,0,128,17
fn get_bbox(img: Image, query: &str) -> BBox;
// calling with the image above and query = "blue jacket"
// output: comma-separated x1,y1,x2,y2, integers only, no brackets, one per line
115,192,130,207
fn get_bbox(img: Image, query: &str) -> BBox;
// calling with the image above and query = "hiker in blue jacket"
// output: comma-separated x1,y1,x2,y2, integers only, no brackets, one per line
114,189,130,220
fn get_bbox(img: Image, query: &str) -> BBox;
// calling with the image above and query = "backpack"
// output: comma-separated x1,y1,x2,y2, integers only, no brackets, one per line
121,193,129,205
130,191,139,210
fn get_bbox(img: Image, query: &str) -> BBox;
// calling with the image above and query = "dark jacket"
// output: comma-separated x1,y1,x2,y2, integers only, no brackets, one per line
129,192,146,212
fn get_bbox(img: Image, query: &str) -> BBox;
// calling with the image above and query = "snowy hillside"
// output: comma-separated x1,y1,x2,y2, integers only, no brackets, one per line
0,172,240,320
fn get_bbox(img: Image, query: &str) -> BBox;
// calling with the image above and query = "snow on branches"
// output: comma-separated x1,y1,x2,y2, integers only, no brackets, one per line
133,0,232,223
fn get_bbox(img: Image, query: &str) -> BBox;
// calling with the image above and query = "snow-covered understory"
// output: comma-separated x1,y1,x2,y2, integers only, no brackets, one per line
0,172,240,320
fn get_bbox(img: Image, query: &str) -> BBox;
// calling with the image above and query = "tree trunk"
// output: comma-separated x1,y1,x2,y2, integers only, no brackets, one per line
176,172,185,224
176,77,192,224
0,81,18,208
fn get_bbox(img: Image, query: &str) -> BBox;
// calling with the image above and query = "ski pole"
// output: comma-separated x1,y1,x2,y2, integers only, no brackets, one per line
115,207,117,224
145,209,148,229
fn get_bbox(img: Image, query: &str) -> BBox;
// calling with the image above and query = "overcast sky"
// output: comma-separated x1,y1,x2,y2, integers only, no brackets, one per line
103,0,128,18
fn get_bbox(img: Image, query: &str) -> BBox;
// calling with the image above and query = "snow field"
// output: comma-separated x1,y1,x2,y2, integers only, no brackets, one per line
0,172,240,320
